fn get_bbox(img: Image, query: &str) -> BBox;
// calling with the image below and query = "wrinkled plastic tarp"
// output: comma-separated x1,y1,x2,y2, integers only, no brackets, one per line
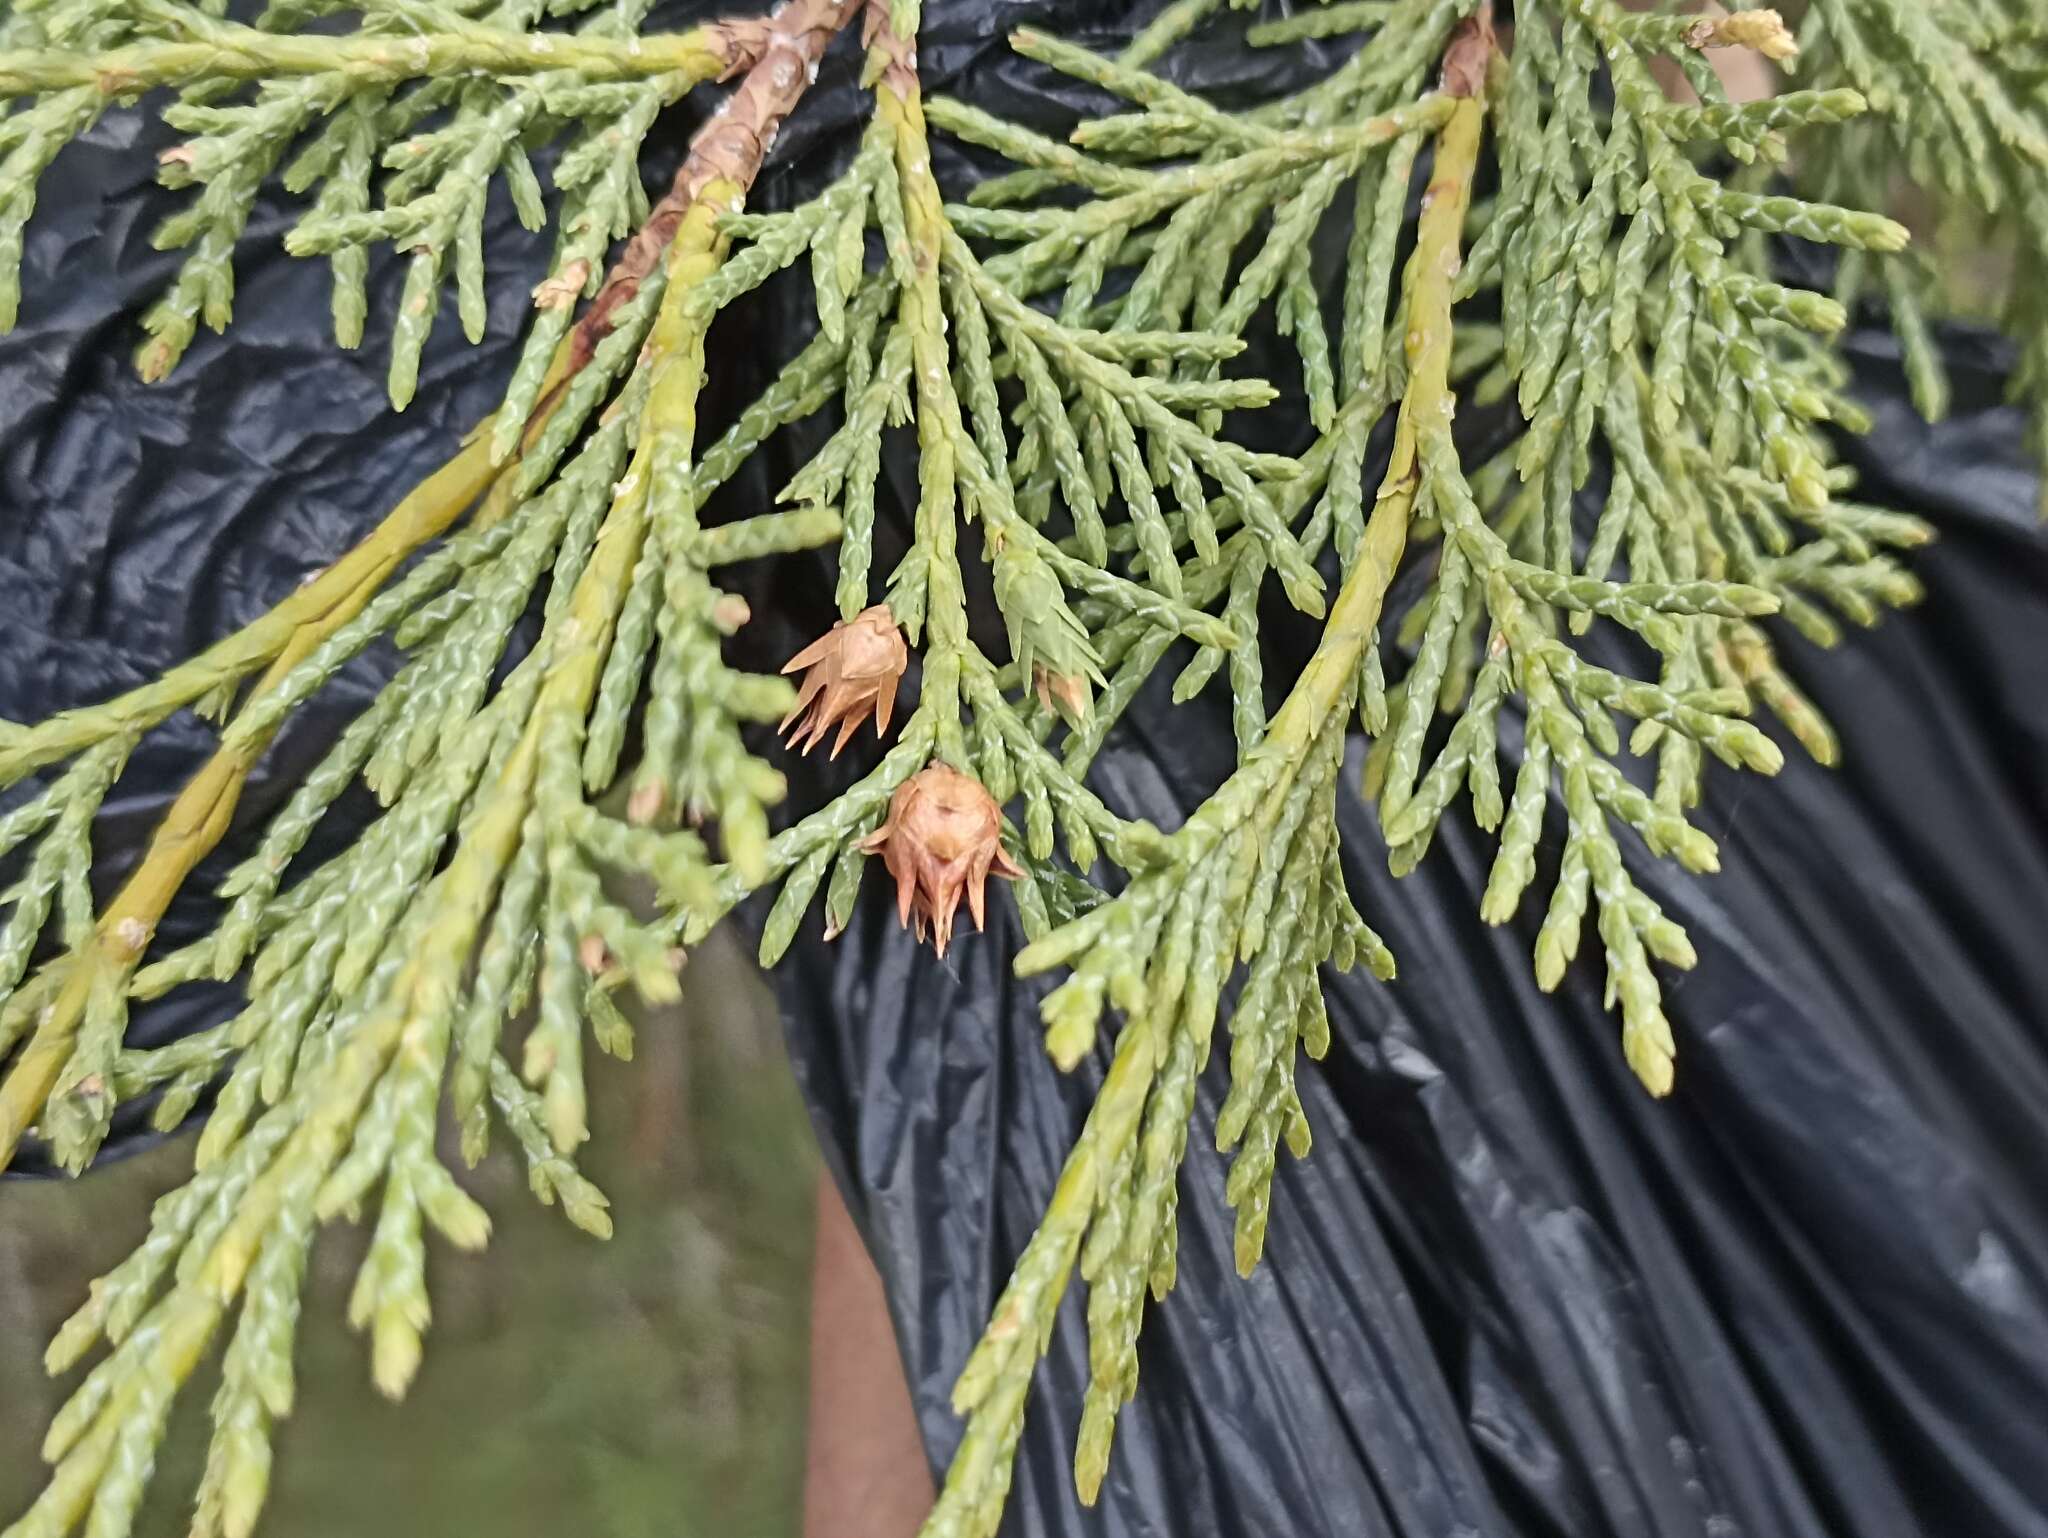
4,3,2048,1534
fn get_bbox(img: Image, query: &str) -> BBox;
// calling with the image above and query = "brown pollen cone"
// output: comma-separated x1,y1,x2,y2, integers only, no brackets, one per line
858,763,1023,957
780,604,909,758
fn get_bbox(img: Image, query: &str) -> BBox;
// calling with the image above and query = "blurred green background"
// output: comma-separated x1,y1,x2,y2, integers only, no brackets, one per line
0,930,816,1538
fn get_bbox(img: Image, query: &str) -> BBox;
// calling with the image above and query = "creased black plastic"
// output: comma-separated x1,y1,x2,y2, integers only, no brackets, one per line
3,4,2047,1535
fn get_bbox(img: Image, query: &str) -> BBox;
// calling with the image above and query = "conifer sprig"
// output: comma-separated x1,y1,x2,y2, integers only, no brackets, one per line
0,0,809,392
0,1,2026,1536
3,8,858,1537
1796,0,2048,509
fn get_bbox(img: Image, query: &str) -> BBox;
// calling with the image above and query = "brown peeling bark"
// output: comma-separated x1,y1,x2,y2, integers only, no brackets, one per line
563,0,857,378
861,0,919,98
1440,2,1497,99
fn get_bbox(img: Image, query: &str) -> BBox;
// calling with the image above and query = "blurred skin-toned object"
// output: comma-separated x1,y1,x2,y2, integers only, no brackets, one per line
803,1178,935,1538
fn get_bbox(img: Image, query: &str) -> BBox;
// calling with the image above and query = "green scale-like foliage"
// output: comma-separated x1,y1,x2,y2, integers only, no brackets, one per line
0,2,2036,1537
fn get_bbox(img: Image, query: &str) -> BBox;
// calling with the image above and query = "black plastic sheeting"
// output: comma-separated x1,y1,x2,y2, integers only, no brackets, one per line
5,3,2048,1534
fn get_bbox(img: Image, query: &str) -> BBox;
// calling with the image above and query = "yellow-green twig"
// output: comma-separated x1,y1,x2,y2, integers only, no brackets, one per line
0,24,731,98
0,438,501,788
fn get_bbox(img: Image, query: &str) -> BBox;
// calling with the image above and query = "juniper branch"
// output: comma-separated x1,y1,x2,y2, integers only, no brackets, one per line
0,14,729,97
0,3,2009,1537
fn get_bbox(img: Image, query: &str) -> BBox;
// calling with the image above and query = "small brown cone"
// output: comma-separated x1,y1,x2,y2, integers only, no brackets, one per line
780,604,909,758
858,763,1023,956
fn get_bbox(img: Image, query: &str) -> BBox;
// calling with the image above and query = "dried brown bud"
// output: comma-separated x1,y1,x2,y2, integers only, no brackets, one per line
780,604,908,758
1032,666,1091,726
858,763,1023,957
532,257,593,311
627,780,666,826
711,593,753,634
1685,10,1797,63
